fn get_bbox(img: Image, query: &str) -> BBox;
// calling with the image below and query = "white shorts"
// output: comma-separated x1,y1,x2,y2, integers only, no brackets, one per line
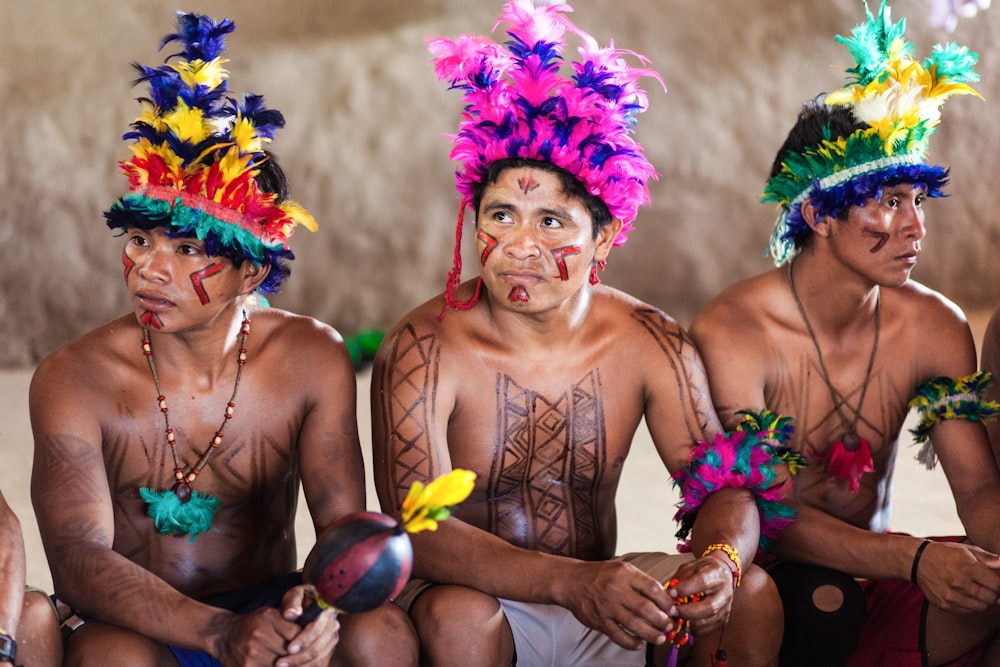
396,551,692,666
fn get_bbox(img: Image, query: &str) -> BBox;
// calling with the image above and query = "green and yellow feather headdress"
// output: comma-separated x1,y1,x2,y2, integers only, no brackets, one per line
762,1,981,265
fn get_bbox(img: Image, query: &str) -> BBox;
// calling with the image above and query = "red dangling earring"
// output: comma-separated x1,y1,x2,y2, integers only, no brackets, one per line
589,259,607,285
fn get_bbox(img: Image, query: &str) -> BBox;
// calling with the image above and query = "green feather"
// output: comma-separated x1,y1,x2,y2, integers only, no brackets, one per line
140,487,220,542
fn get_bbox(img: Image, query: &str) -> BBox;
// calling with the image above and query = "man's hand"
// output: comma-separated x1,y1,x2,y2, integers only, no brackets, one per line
215,586,340,667
914,540,1000,613
556,559,675,650
668,555,736,638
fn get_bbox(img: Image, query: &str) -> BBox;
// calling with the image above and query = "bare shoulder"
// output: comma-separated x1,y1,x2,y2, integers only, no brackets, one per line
248,306,354,382
890,280,971,342
690,270,783,350
888,280,976,374
31,315,138,402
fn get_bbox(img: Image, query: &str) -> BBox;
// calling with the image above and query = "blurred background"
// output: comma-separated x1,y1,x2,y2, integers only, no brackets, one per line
2,0,998,366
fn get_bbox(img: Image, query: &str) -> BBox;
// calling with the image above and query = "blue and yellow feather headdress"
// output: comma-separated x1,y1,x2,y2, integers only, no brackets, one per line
762,1,981,265
104,12,317,293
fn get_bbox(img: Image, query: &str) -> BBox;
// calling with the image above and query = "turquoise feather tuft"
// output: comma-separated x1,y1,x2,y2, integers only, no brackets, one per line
140,487,220,542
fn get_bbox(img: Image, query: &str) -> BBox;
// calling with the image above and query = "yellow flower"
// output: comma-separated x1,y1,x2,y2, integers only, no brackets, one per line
401,469,476,533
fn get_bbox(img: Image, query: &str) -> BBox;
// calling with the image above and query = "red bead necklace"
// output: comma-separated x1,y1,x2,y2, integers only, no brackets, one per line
142,312,250,503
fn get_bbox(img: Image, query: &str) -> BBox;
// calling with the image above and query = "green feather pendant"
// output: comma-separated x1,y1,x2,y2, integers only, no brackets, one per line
140,487,221,542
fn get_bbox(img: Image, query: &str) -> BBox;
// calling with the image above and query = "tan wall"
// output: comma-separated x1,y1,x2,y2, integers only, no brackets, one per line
3,0,998,367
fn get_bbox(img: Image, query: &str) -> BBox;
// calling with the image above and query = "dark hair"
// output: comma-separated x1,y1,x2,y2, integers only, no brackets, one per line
471,158,613,238
771,97,866,249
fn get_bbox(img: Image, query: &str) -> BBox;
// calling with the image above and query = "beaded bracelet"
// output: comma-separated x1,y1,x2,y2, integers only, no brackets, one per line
702,543,742,588
910,539,932,585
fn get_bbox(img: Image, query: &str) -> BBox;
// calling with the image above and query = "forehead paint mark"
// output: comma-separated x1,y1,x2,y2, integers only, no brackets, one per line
122,251,136,280
508,286,530,303
140,311,163,330
863,230,890,253
517,175,540,195
476,229,499,265
190,262,224,305
550,245,583,281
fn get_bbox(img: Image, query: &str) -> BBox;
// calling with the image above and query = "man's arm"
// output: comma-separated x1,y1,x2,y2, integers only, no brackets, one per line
643,313,764,636
371,317,676,651
0,491,25,643
981,304,1000,458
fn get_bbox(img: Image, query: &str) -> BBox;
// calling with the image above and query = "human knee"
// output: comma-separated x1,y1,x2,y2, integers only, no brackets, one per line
770,562,866,667
19,591,59,637
335,602,417,666
63,623,166,667
410,585,510,662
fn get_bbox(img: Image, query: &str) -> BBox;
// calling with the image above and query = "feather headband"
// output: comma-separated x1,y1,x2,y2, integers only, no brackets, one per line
104,12,317,293
762,0,981,266
428,0,664,242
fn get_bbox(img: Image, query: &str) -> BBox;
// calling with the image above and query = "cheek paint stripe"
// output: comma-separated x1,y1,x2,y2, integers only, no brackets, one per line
122,252,136,280
476,230,499,265
551,245,583,281
866,231,889,253
190,262,224,305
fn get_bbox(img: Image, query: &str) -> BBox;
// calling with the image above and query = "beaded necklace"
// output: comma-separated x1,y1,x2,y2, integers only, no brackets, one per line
138,312,250,539
788,261,879,492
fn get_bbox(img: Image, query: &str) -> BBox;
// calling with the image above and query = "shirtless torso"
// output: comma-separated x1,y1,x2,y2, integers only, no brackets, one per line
375,285,712,561
32,309,357,599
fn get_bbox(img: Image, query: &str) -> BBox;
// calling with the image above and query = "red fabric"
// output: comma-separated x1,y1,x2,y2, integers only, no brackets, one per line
847,536,986,667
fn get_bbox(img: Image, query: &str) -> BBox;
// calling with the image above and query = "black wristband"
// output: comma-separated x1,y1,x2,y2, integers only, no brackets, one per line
0,631,16,664
910,539,932,585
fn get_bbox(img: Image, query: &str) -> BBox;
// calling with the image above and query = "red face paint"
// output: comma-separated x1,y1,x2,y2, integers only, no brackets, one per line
140,311,164,330
122,251,136,281
517,175,540,194
864,230,890,253
189,262,224,305
476,229,499,266
550,245,583,281
508,286,530,303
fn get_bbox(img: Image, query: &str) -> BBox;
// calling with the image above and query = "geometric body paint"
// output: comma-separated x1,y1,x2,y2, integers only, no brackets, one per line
190,262,224,305
517,175,540,195
476,230,499,266
509,286,530,303
140,310,164,330
550,245,582,281
864,230,890,253
122,251,136,280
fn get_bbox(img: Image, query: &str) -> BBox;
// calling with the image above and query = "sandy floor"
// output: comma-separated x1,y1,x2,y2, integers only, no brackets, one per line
2,311,990,594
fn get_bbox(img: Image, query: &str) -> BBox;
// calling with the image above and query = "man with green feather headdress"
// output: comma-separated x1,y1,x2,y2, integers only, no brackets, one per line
692,2,1000,666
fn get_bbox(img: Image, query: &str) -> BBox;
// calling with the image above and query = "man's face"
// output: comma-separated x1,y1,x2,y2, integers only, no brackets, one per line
828,182,927,287
475,166,608,312
122,226,246,331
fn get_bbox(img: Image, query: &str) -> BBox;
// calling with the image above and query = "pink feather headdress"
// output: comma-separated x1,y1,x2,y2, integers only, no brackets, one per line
428,0,664,241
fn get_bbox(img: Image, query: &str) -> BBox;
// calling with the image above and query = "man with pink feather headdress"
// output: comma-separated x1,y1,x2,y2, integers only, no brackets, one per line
372,2,789,665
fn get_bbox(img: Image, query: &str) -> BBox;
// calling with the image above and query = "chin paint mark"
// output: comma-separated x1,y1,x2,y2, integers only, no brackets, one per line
476,230,499,265
517,176,540,194
122,251,136,281
190,262,224,305
140,311,163,330
550,245,583,281
508,286,530,303
864,230,890,253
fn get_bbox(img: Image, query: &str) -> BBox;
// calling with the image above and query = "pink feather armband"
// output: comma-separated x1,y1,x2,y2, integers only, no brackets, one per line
672,410,804,553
